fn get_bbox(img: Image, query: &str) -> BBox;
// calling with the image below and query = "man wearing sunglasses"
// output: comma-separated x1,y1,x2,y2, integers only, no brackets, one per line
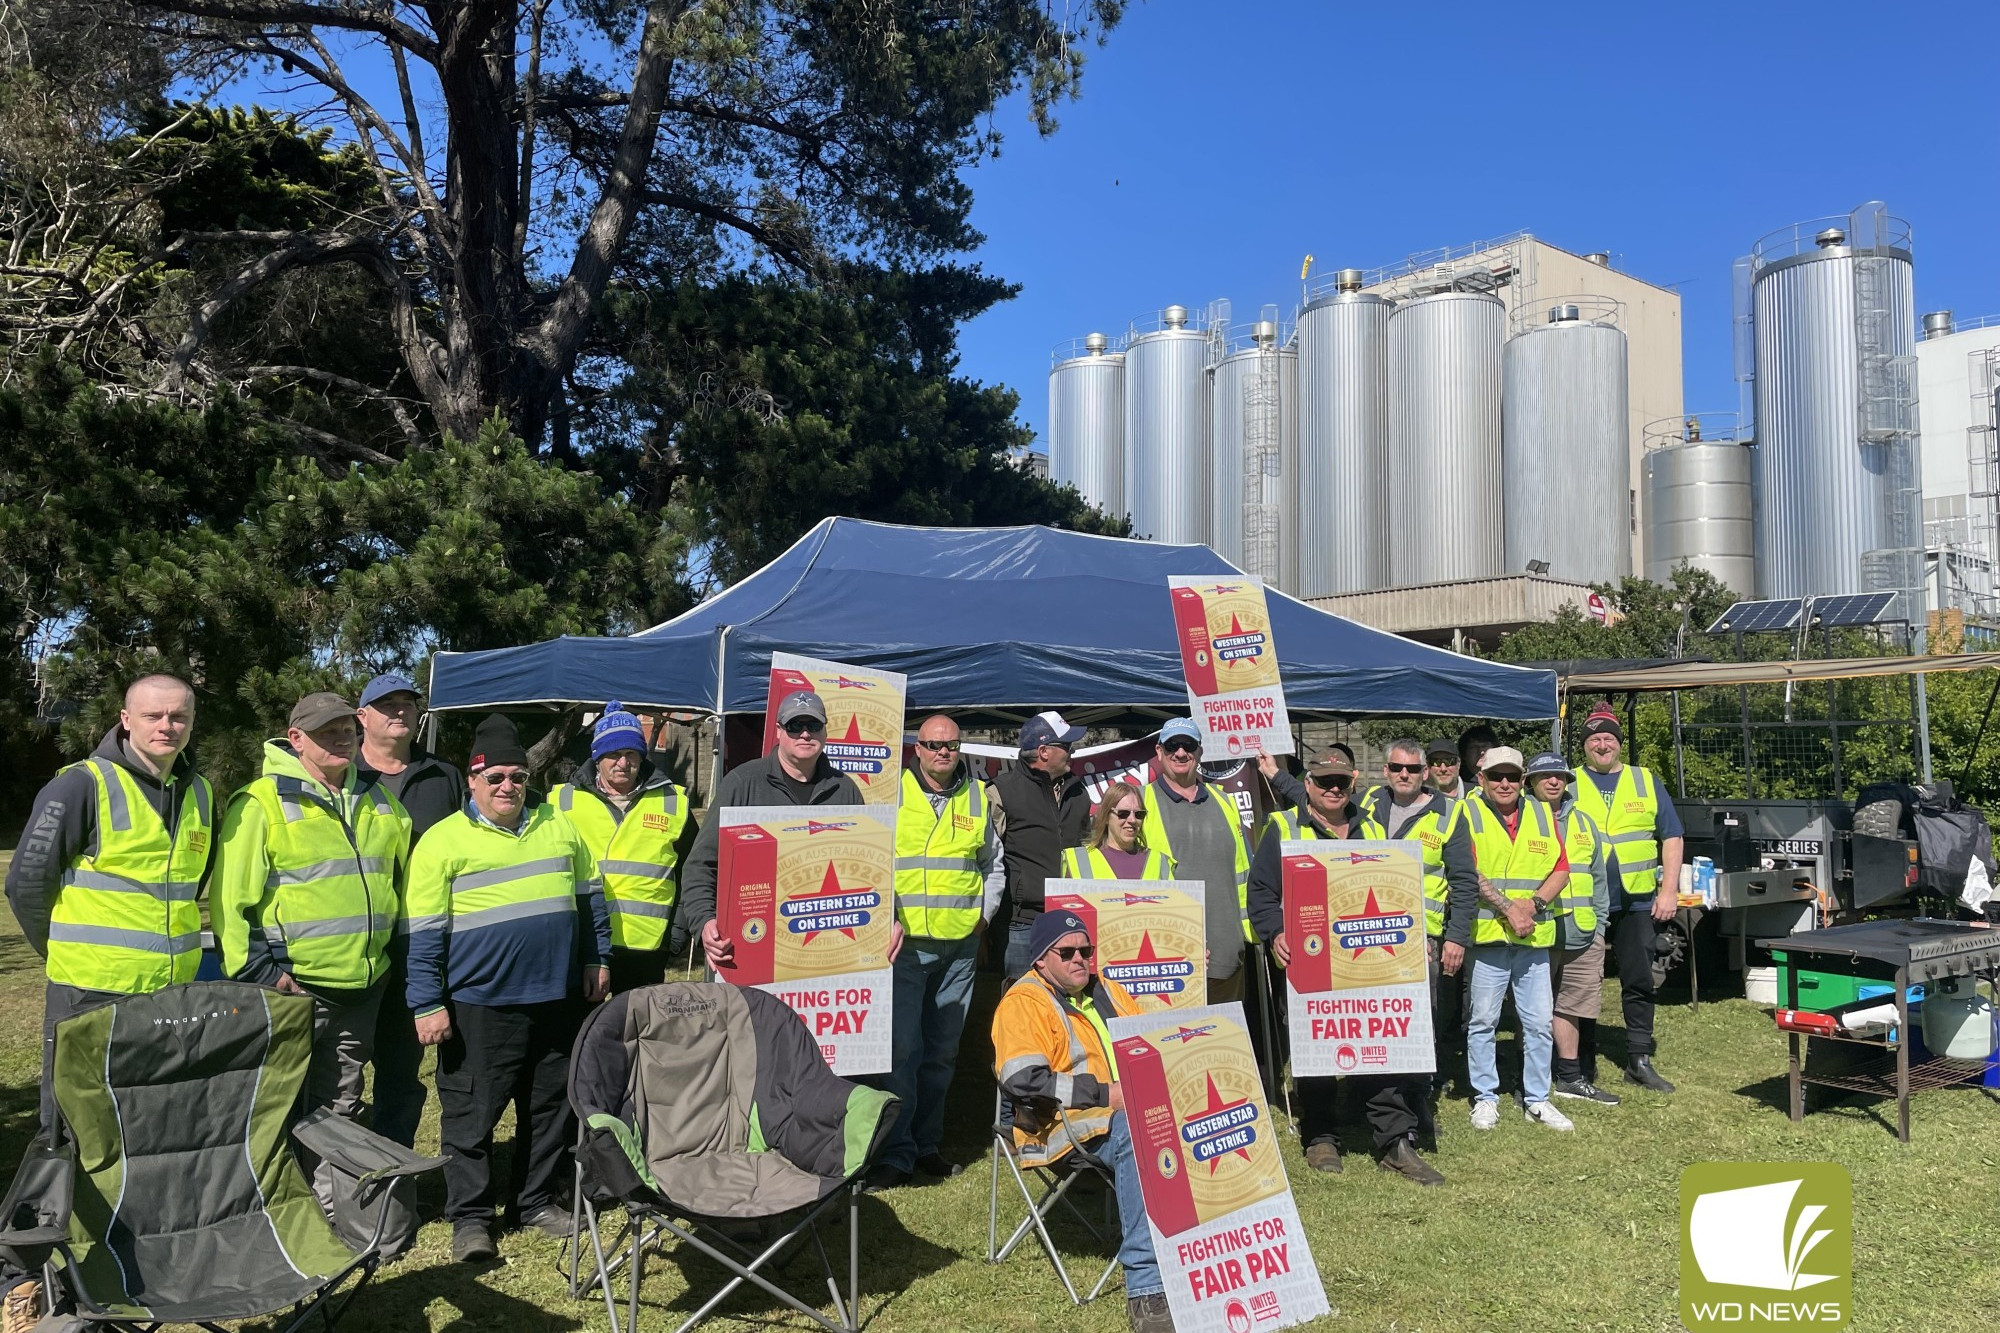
1364,739,1481,1120
404,713,610,1262
679,690,885,974
1247,751,1441,1185
991,910,1167,1333
1139,717,1253,1005
1459,747,1572,1133
1425,739,1469,800
876,715,1004,1190
990,711,1091,980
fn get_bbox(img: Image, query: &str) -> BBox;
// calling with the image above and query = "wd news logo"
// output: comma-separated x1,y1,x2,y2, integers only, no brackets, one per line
1680,1163,1851,1330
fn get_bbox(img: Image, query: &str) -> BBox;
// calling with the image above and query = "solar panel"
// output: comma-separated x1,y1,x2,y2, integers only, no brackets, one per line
1706,598,1804,635
1809,591,1899,627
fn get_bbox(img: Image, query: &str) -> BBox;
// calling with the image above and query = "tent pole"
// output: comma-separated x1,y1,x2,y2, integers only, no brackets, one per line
710,626,731,800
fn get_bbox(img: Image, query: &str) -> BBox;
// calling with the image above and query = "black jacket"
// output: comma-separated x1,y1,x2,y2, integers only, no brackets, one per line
6,726,215,956
354,747,463,842
678,749,864,934
991,761,1090,914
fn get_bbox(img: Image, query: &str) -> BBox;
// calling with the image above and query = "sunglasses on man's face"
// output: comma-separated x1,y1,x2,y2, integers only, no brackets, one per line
1386,762,1425,775
1051,945,1096,962
917,739,960,752
782,718,825,737
1161,741,1200,758
1430,757,1459,767
480,770,528,788
1309,775,1351,791
1486,771,1523,784
1110,807,1143,821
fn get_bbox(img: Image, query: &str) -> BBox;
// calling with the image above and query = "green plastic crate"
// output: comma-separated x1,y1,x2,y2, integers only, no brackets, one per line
1769,950,1899,1012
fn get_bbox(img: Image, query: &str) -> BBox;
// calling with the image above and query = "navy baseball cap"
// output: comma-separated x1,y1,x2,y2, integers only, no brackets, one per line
1525,750,1571,780
357,672,420,709
1020,710,1086,750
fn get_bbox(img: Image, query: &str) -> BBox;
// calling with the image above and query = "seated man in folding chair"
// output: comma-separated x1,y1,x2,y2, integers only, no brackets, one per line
991,910,1171,1333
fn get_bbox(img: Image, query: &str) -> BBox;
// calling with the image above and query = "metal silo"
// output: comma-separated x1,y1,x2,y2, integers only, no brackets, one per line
1212,321,1297,588
1124,305,1214,545
1389,288,1506,585
1642,414,1757,595
1746,205,1920,602
1049,333,1125,516
1296,269,1390,595
1502,301,1631,584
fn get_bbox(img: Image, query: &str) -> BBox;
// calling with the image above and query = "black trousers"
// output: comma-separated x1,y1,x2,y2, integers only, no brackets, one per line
1296,1075,1421,1153
435,999,580,1224
1429,942,1468,1093
371,958,427,1147
608,946,669,994
1611,910,1659,1058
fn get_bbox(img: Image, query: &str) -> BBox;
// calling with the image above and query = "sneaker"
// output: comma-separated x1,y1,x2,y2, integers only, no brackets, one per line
1303,1139,1343,1173
1624,1056,1677,1094
1523,1100,1575,1131
1377,1140,1445,1187
517,1204,573,1238
860,1164,911,1194
914,1152,963,1179
1553,1077,1622,1106
1469,1099,1500,1131
1128,1292,1174,1333
3,1278,41,1333
451,1220,498,1263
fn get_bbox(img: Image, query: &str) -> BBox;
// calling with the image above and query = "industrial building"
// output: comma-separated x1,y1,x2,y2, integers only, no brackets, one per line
1048,203,1959,650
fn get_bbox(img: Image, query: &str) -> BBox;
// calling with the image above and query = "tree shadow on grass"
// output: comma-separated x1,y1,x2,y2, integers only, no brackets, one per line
258,1257,591,1333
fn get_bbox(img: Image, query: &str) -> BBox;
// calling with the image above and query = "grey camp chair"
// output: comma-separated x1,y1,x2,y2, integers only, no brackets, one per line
986,1086,1120,1305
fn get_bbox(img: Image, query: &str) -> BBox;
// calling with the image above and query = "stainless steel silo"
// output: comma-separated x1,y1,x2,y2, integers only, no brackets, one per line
1502,303,1631,584
1747,211,1918,599
1389,289,1506,585
1296,270,1390,595
1124,305,1214,545
1212,323,1298,587
1642,417,1756,595
1048,333,1125,516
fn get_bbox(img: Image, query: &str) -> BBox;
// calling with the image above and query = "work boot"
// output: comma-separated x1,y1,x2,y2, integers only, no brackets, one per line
1553,1077,1623,1106
1624,1056,1676,1094
1127,1292,1174,1333
914,1152,963,1179
1377,1140,1445,1187
517,1204,573,1239
860,1164,911,1194
451,1220,498,1263
1303,1138,1343,1173
2,1278,41,1333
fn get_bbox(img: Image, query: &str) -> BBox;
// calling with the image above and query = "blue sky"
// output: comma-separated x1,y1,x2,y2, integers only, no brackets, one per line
952,0,2000,450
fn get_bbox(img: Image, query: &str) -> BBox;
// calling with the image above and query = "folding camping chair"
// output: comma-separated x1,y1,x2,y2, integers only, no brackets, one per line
0,981,440,1333
562,983,899,1333
986,1087,1121,1305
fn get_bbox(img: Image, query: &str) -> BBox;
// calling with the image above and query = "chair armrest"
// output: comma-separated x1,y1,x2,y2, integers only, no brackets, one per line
1055,1108,1113,1176
291,1107,445,1187
0,1137,75,1250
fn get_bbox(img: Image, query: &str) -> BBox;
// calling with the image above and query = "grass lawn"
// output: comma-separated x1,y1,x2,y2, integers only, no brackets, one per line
0,846,1995,1332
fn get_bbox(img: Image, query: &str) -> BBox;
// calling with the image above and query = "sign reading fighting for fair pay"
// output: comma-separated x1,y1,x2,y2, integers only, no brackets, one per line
1281,839,1435,1077
1165,576,1294,762
715,804,897,1074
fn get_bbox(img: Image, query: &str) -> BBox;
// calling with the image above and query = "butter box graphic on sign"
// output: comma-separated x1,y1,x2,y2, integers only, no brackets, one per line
761,652,908,807
716,809,894,987
1045,879,1208,1011
1115,1009,1284,1237
1169,582,1280,697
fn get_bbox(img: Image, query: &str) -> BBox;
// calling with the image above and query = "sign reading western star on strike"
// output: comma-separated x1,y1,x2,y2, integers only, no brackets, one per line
762,653,907,807
1166,576,1293,762
715,804,896,1075
1107,1003,1329,1333
1281,839,1435,1077
1044,879,1207,1011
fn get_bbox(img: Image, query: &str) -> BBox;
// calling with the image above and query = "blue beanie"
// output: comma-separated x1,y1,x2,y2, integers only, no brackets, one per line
591,701,646,761
1027,910,1092,965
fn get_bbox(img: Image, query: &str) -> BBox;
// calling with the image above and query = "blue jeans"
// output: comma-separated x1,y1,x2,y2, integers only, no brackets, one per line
1467,944,1555,1106
878,933,981,1172
1004,912,1043,981
1103,1112,1163,1298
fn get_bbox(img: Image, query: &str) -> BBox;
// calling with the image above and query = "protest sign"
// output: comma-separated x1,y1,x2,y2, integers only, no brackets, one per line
715,804,896,1074
1281,839,1434,1077
763,653,907,806
1107,1003,1330,1333
1165,576,1293,761
1044,879,1207,1010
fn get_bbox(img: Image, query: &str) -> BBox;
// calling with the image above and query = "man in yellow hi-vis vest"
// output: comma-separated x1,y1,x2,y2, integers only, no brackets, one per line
875,714,1003,1191
1525,751,1621,1110
6,675,215,1132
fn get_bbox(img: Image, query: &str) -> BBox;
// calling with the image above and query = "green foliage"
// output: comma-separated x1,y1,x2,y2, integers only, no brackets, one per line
610,264,1127,585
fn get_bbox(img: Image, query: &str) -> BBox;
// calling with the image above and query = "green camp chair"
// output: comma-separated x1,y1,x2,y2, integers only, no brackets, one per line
0,981,440,1332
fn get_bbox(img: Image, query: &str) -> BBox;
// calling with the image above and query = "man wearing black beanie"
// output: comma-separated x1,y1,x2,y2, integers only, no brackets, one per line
404,713,611,1262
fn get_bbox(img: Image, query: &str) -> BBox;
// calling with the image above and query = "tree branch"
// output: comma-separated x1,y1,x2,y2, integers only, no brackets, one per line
145,0,437,63
243,364,426,451
637,189,811,271
166,230,389,388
